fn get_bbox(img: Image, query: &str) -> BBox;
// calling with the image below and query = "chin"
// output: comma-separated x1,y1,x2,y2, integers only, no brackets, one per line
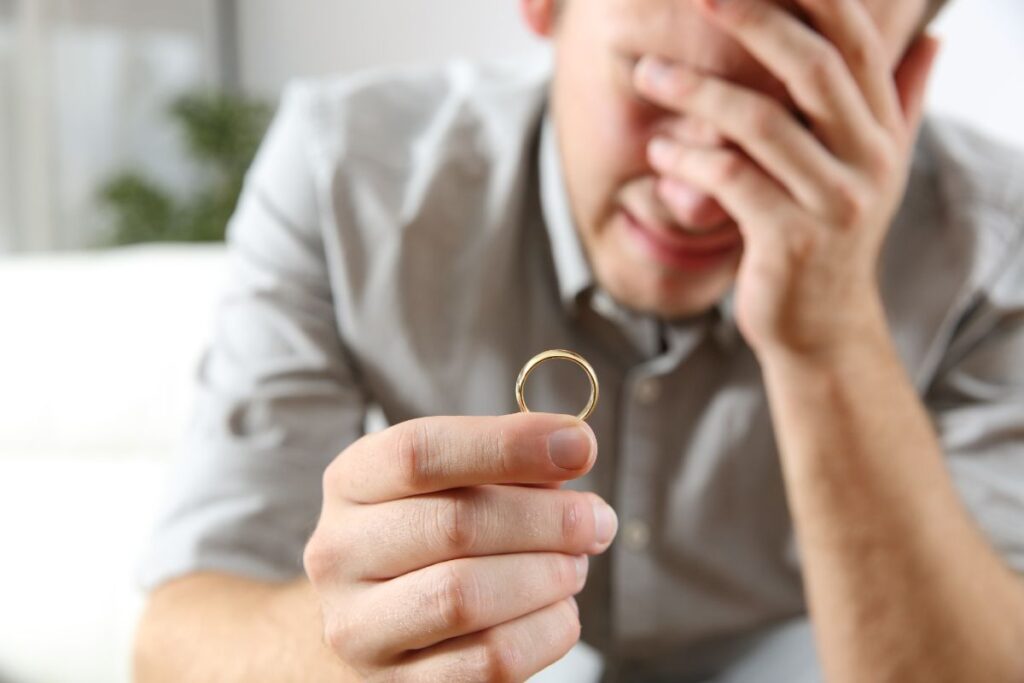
587,212,742,320
592,250,740,320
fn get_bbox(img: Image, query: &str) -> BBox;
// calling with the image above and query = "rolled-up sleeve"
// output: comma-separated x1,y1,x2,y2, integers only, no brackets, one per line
138,83,368,589
929,230,1024,574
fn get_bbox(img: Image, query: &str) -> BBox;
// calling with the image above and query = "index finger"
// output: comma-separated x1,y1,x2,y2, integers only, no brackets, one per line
787,0,903,134
697,0,881,163
330,413,597,504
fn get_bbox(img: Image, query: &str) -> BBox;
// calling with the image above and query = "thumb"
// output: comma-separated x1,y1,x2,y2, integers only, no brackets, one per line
894,32,942,134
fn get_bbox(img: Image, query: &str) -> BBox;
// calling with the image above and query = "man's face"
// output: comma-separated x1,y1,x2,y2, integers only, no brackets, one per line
541,0,927,319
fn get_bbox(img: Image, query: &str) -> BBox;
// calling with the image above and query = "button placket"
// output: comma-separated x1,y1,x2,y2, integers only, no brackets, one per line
622,518,652,551
612,366,675,645
634,376,661,405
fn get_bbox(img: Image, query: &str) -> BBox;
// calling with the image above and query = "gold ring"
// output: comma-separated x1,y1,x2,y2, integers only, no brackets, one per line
516,349,599,422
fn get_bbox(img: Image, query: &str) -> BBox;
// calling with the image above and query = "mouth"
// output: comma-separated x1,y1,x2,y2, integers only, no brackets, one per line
618,207,742,271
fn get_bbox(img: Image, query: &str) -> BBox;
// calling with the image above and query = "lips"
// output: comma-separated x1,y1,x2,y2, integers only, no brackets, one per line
619,207,742,271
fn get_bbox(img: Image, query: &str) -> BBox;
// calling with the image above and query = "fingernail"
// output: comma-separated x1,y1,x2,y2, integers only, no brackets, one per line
592,502,618,547
636,56,673,88
574,555,589,585
649,136,679,168
548,426,594,470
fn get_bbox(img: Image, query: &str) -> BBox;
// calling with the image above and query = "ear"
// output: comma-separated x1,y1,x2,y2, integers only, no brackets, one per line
520,0,558,38
893,32,941,134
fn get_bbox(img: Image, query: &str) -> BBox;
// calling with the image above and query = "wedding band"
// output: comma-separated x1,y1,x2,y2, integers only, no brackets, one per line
515,349,599,422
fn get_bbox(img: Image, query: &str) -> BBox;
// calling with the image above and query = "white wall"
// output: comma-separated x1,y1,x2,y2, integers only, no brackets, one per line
237,0,545,98
926,0,1024,150
238,0,1024,151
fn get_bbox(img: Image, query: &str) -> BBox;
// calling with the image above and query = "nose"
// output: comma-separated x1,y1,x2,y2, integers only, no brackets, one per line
657,178,731,232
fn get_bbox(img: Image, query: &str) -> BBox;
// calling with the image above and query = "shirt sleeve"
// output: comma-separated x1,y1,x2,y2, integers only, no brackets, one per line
928,229,1024,575
137,82,368,590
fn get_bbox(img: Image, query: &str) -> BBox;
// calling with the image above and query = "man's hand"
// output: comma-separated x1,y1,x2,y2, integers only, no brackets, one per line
303,413,618,682
633,0,940,359
628,5,1024,681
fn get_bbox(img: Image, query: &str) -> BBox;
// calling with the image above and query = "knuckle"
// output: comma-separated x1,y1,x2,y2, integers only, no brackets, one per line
394,420,433,491
830,177,870,226
473,634,520,683
847,40,874,74
864,139,897,178
433,564,478,632
323,611,358,662
685,117,724,146
552,553,580,591
713,151,747,185
727,0,764,28
846,24,887,74
802,43,841,90
322,453,347,496
561,497,584,546
745,101,781,138
786,221,821,263
303,533,334,584
492,425,517,481
304,512,359,584
435,491,479,555
746,252,787,289
561,600,583,643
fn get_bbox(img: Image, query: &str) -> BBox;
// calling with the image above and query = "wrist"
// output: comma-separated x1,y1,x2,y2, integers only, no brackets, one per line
752,294,893,375
758,327,892,379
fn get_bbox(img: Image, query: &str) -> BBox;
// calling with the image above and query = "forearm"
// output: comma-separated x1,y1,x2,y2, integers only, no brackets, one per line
134,572,358,683
760,322,1024,682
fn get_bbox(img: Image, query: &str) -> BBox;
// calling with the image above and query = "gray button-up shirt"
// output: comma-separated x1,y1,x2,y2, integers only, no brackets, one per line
139,57,1024,673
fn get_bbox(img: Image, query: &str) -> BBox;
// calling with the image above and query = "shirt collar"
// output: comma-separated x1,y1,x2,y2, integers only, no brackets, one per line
539,112,594,312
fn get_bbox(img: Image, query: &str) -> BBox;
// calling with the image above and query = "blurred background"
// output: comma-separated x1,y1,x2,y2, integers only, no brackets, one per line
0,1,1021,681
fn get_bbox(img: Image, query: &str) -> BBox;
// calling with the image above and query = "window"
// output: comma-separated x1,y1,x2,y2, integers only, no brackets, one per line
0,0,227,252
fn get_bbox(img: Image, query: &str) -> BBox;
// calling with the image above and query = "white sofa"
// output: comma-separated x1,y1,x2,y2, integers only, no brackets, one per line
0,245,228,682
3,2,1023,679
0,243,602,682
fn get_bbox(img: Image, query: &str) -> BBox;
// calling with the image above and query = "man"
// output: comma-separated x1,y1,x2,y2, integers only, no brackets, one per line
135,0,1024,680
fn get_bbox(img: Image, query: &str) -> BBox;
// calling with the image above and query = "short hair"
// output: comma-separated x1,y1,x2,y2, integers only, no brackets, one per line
923,0,953,25
555,1,955,31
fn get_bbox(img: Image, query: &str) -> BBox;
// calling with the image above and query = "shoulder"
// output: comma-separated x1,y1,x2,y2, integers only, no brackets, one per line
922,116,1024,304
256,56,553,260
895,114,1024,292
256,60,556,357
238,56,554,282
916,115,1024,253
274,57,553,173
882,116,1024,384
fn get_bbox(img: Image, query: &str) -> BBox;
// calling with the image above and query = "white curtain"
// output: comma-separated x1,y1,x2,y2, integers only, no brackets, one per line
0,0,17,252
0,0,222,253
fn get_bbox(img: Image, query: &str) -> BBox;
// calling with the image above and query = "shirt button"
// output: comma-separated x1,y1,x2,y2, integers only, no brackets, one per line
634,377,661,404
622,519,651,551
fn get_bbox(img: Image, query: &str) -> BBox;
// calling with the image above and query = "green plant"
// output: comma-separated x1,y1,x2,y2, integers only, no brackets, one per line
99,90,272,245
